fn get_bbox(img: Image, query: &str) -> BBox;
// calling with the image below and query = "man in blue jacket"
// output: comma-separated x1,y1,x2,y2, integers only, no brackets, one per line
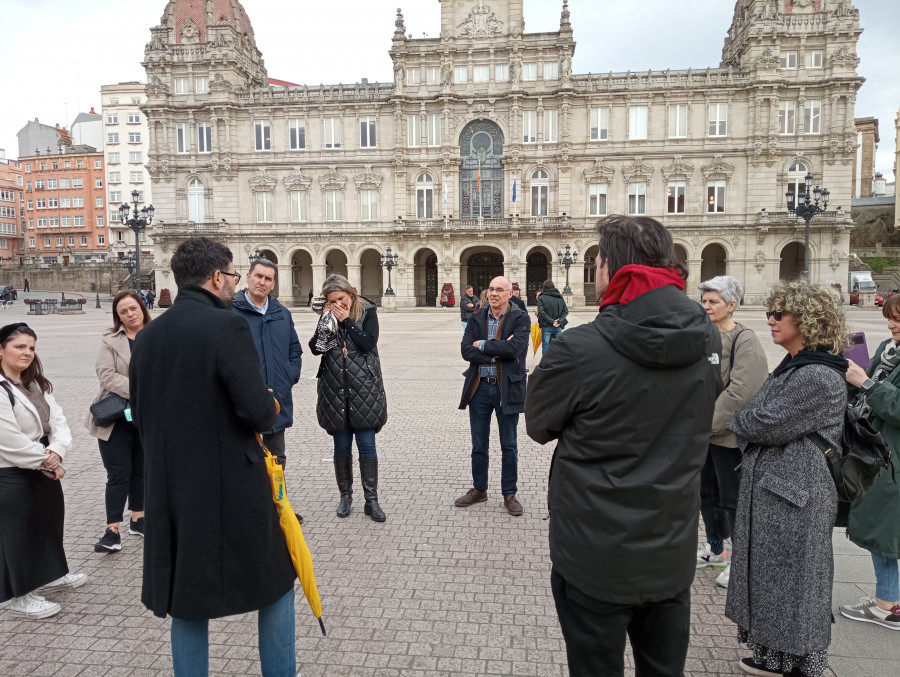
233,258,302,470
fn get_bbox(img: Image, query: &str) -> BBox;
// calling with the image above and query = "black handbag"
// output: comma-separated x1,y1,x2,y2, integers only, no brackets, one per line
90,393,129,427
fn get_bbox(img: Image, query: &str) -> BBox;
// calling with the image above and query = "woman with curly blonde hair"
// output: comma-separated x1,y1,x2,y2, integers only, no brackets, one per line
725,280,847,677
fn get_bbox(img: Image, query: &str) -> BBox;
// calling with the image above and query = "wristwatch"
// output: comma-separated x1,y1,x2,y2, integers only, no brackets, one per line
861,378,876,391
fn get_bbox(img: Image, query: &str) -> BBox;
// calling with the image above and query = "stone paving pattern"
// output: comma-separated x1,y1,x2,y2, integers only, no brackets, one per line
0,296,897,676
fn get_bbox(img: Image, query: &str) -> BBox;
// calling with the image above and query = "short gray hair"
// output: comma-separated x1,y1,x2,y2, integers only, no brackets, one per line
249,257,277,275
698,275,743,306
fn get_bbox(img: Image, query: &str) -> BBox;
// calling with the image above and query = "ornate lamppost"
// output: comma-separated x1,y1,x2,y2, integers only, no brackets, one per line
380,246,399,296
250,247,262,264
118,190,154,292
121,250,136,287
786,172,829,279
557,244,578,295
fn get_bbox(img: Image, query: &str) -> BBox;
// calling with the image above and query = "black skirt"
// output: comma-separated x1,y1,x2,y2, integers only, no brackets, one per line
0,467,68,602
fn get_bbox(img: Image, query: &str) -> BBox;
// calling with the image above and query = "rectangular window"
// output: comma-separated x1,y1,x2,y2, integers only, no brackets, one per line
25,164,31,172
256,192,274,222
175,77,189,94
495,64,509,82
708,103,727,136
668,104,688,138
255,121,271,151
61,197,71,208
28,219,34,229
667,182,686,214
45,237,51,247
50,218,59,228
110,191,122,202
454,66,468,83
544,109,558,143
76,160,83,168
74,216,84,226
108,133,119,143
324,190,342,221
107,113,118,124
778,101,796,134
523,111,537,143
360,189,378,221
129,152,142,163
195,76,209,94
98,234,105,245
95,178,103,188
406,68,420,86
473,65,490,83
543,62,559,79
47,179,57,190
60,179,70,189
108,152,120,164
27,200,33,209
72,178,82,188
73,197,83,207
522,63,537,80
38,218,47,228
130,172,143,183
290,191,308,222
804,100,821,134
779,51,798,69
80,235,87,246
359,116,377,148
197,123,212,153
629,106,649,139
628,182,647,215
128,132,140,143
109,171,121,183
127,112,140,124
97,216,104,227
589,184,607,217
805,50,823,68
29,237,35,247
324,118,341,149
35,180,44,189
67,235,75,246
132,97,141,105
96,197,103,207
427,114,441,147
426,66,440,84
289,119,306,150
48,198,58,208
531,184,548,217
707,180,726,213
590,107,609,141
407,115,421,147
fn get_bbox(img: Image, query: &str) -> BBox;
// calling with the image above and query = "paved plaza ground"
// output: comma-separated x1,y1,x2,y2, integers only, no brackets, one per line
0,295,898,676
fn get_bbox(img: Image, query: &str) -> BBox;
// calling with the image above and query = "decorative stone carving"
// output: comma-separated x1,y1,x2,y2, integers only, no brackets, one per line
209,73,232,92
248,169,277,192
622,157,654,184
757,226,769,245
661,156,694,182
701,155,735,180
754,48,779,69
458,1,504,39
354,166,383,191
146,76,170,95
393,8,406,39
755,251,766,272
830,251,841,270
583,159,615,184
318,166,348,191
283,169,313,192
830,46,860,68
181,17,201,44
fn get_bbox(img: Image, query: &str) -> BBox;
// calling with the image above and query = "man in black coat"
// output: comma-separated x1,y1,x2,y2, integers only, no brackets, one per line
456,275,531,516
130,237,297,675
460,284,479,329
525,216,722,676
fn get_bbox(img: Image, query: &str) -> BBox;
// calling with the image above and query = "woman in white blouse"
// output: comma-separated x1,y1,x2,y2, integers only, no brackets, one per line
0,322,86,619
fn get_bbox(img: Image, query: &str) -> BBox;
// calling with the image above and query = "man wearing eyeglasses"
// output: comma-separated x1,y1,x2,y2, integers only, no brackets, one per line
456,275,531,516
129,237,297,675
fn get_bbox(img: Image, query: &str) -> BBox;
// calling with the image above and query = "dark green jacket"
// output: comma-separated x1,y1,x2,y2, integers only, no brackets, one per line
847,339,900,559
537,288,569,328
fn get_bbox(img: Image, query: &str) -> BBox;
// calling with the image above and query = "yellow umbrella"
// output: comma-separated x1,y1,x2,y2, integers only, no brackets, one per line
530,323,542,356
259,434,326,636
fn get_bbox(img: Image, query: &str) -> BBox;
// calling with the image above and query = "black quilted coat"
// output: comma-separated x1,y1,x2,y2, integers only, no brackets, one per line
310,302,387,434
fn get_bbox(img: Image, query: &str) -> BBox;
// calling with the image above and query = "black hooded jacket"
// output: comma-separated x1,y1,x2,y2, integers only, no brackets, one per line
525,285,722,604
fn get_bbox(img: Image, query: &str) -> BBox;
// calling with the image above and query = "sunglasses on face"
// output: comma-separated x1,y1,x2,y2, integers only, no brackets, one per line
766,310,784,321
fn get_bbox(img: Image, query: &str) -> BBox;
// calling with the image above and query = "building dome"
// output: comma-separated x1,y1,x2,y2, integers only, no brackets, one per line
159,0,256,44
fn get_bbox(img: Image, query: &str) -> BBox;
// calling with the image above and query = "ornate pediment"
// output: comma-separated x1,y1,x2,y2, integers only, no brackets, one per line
661,156,694,182
283,169,312,192
248,169,277,192
209,73,232,92
701,155,735,181
318,166,348,192
754,47,779,69
458,1,504,39
354,165,383,191
583,159,615,184
622,157,654,184
145,76,169,96
830,45,860,68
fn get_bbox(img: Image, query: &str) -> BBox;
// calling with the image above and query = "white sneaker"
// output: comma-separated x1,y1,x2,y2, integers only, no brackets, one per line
7,592,61,619
37,573,87,592
716,564,731,588
840,597,900,630
697,543,728,568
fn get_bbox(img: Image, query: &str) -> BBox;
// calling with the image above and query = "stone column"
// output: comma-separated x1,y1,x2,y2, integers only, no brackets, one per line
277,262,293,306
346,264,361,291
312,264,327,295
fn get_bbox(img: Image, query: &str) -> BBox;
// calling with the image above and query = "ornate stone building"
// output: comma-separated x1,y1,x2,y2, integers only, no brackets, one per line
142,0,864,306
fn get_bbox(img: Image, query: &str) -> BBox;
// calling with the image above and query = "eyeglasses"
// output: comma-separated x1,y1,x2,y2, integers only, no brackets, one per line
766,310,784,321
217,270,241,285
487,287,511,294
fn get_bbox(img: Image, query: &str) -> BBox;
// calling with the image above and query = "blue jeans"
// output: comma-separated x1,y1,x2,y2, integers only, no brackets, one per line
333,426,377,460
541,326,563,353
872,553,900,601
468,381,518,495
171,588,295,677
462,321,469,330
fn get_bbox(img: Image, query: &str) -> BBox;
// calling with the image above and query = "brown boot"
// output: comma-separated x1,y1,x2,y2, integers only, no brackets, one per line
504,494,523,516
454,488,487,507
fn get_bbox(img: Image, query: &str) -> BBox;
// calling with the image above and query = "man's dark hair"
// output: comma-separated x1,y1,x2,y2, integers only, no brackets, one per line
249,257,278,276
596,215,686,281
465,285,473,291
171,237,233,287
540,280,556,291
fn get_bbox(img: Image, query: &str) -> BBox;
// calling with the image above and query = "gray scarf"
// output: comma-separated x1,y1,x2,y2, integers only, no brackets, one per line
858,341,900,419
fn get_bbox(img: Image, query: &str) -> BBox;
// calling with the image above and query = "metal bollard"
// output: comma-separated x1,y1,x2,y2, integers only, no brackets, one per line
96,294,102,309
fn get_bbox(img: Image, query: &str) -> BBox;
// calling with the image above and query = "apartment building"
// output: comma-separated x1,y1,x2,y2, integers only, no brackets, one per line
0,151,25,263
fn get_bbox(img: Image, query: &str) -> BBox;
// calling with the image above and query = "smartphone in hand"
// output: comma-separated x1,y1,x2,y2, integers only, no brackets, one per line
845,332,870,369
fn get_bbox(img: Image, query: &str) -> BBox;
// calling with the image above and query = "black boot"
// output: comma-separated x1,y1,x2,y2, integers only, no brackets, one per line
359,458,386,522
334,457,353,518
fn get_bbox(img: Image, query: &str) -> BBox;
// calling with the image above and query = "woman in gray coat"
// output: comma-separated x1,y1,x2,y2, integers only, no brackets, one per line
726,280,847,677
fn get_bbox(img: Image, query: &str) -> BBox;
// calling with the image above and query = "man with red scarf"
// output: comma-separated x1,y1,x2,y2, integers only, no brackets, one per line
526,215,722,676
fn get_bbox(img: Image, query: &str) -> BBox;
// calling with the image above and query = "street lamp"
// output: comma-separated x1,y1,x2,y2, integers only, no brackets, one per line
118,189,154,292
786,172,829,279
557,244,578,295
121,250,136,286
380,246,399,296
250,247,263,264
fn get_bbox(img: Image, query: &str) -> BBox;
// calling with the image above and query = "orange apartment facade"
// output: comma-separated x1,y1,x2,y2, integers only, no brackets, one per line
0,157,25,265
21,148,108,263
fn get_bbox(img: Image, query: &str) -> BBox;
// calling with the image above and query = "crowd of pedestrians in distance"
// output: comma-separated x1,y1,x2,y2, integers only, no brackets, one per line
2,214,899,677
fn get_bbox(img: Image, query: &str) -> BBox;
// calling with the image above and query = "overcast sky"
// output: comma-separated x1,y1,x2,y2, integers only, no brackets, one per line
1,0,897,180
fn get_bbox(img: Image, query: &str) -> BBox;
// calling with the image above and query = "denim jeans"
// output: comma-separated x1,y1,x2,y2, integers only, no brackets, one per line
171,588,295,677
462,321,469,330
541,326,563,353
699,444,742,544
468,381,518,495
332,426,377,460
872,553,900,601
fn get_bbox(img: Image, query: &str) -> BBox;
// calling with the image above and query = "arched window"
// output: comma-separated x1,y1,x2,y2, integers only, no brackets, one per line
188,178,204,222
531,170,549,217
416,173,434,219
786,161,809,202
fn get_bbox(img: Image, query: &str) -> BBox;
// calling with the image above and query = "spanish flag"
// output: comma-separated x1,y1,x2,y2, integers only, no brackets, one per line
476,164,481,192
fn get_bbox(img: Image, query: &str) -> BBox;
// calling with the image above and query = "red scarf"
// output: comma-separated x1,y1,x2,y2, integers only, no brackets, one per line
600,264,685,309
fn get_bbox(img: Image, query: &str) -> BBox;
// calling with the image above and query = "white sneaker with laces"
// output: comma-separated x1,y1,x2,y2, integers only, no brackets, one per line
716,564,730,588
696,543,728,568
7,592,61,619
840,597,900,630
37,573,87,592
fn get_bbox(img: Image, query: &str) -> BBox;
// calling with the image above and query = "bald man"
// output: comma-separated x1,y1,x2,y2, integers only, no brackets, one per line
456,276,531,516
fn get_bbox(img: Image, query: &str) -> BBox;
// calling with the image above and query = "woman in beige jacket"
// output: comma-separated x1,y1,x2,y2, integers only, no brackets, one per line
86,290,151,553
697,276,768,588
